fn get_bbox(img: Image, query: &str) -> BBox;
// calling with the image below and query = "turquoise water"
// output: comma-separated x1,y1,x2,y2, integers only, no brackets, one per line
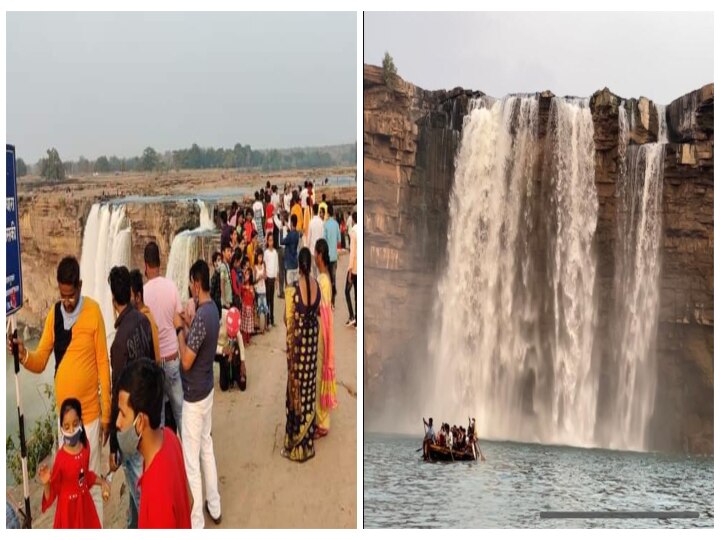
364,433,714,528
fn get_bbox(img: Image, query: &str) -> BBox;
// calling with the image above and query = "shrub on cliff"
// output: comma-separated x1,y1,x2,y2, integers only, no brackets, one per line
382,51,397,87
6,383,57,486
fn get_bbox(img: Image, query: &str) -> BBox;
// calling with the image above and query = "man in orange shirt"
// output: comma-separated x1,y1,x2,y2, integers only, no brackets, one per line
8,256,111,523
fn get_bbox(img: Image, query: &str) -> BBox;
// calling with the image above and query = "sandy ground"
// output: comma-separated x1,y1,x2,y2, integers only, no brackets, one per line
9,253,357,529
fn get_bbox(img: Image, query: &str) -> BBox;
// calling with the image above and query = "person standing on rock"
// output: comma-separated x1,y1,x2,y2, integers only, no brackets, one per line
129,269,161,363
323,204,341,308
7,256,111,524
274,210,287,297
175,259,222,529
264,234,279,327
307,203,325,277
281,214,301,287
252,191,265,248
344,211,358,327
143,242,184,436
115,359,192,529
314,239,338,438
107,265,155,529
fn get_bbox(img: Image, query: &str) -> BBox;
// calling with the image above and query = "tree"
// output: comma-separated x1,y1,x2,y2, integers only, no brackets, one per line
16,158,27,177
40,148,65,181
94,155,110,173
382,51,398,87
140,146,159,171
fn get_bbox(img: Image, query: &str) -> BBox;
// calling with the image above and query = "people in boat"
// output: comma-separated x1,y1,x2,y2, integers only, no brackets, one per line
422,417,435,461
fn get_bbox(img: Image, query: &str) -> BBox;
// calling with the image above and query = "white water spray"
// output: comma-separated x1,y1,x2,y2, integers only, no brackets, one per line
80,203,131,340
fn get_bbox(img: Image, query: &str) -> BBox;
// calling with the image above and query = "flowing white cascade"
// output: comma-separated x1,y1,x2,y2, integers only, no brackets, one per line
430,96,599,447
79,203,131,340
166,200,216,302
609,103,665,450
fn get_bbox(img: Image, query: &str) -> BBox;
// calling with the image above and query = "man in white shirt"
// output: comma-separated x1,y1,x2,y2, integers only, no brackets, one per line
307,203,325,277
264,234,279,327
283,184,292,214
252,192,265,247
270,185,280,210
300,182,309,209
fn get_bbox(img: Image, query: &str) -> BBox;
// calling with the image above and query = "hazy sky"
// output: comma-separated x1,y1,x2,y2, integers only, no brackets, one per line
365,12,713,105
7,12,357,162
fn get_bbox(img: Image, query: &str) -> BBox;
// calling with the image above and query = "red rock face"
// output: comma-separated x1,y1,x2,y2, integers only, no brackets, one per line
364,63,713,453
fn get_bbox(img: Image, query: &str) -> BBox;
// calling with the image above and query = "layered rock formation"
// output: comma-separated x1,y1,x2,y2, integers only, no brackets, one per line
16,185,357,333
364,63,713,453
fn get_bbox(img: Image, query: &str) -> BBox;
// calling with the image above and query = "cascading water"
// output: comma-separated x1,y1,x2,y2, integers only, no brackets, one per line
608,103,666,450
430,95,599,447
166,200,216,302
79,203,131,340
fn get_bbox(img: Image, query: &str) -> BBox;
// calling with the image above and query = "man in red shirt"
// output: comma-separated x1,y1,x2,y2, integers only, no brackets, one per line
115,359,192,528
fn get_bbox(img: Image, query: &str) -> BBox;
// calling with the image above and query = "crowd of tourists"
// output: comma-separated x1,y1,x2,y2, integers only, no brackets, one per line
6,178,358,529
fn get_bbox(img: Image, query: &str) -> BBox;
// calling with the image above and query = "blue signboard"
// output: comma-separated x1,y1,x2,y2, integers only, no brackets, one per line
7,144,23,316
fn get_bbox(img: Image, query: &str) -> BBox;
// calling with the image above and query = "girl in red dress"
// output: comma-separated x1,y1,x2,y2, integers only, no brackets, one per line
241,261,255,345
38,398,110,529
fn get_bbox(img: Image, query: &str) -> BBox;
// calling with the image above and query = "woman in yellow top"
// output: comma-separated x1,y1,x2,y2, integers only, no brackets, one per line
313,239,337,437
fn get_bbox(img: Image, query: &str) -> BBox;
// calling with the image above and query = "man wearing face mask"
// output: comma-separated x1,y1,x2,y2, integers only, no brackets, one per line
7,256,111,524
174,259,222,528
115,359,192,528
107,266,155,529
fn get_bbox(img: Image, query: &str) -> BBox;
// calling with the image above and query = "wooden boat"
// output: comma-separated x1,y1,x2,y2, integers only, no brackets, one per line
426,442,478,462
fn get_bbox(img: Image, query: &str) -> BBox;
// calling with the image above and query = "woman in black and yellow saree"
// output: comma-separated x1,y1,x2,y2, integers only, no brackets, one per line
282,247,321,462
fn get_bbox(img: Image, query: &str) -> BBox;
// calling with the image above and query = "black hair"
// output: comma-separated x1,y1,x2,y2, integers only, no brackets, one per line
144,241,161,268
272,185,277,193
231,249,243,268
315,238,330,268
298,247,312,303
429,417,433,426
254,191,260,201
352,211,357,224
221,241,232,253
322,194,326,202
231,201,238,210
59,398,89,448
327,203,334,217
312,203,319,215
211,251,222,264
265,193,271,204
189,259,210,292
117,358,165,430
129,269,144,299
251,230,258,240
290,214,298,227
57,256,80,287
108,266,131,305
255,249,264,264
219,210,228,224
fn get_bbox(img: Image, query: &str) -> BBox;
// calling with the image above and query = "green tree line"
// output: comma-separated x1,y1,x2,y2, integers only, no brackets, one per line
23,142,356,181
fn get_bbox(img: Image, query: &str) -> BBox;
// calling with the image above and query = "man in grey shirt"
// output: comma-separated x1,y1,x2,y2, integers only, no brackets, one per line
176,259,222,528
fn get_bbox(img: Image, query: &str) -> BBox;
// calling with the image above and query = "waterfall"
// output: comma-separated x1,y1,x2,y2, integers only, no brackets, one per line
79,203,131,340
609,104,665,450
657,104,668,144
166,200,216,302
430,95,599,447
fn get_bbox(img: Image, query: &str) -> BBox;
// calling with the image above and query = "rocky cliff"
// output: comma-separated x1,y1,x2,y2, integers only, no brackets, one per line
364,63,713,453
16,183,357,333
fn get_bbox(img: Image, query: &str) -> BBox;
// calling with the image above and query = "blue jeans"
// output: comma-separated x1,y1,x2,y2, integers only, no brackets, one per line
122,452,143,529
256,293,269,316
161,357,184,437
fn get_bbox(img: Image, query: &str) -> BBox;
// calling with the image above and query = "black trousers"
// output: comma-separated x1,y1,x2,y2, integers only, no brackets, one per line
266,277,276,325
277,247,286,296
345,272,357,320
329,261,337,307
